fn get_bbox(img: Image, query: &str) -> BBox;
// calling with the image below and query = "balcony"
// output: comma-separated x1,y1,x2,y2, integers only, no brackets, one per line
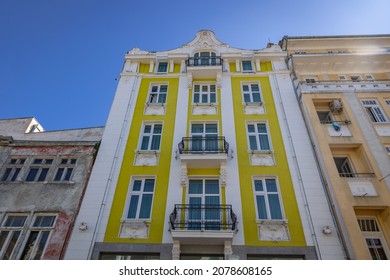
186,56,223,78
177,137,229,168
298,80,390,94
169,204,237,244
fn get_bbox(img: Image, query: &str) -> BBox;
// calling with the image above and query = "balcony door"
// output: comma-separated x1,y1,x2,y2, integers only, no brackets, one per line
194,51,216,66
188,179,221,230
191,123,218,152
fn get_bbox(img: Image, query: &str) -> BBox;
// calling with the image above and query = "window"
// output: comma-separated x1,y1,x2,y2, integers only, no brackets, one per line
242,60,253,72
147,84,168,104
193,84,216,104
361,99,388,123
126,178,155,219
350,75,361,82
305,78,316,83
0,215,28,259
333,157,355,178
253,178,283,220
20,215,56,260
386,146,390,155
317,111,333,124
25,158,53,182
357,217,389,260
385,100,390,108
53,158,77,182
1,158,26,182
191,123,218,152
339,75,347,81
242,84,261,103
193,51,217,66
139,123,162,151
156,62,168,73
188,179,220,230
247,123,271,151
365,74,374,81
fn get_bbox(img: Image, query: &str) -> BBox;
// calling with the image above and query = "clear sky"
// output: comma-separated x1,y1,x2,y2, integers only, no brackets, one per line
1,0,389,131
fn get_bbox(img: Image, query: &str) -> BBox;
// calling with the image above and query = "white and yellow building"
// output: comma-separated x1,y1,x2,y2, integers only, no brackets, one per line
65,31,345,260
280,35,390,259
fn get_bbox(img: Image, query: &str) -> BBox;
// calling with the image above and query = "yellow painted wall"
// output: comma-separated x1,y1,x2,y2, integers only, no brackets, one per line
104,77,179,244
231,76,306,246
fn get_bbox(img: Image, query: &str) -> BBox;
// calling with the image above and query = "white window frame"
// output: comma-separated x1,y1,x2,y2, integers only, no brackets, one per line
357,217,390,260
53,158,77,182
252,177,284,221
0,157,26,182
350,75,361,82
24,158,53,182
124,177,155,220
361,99,389,123
0,214,28,259
365,74,374,81
193,84,217,104
242,83,262,104
156,61,168,73
147,84,168,104
139,123,163,151
246,122,272,152
18,214,57,260
242,60,254,72
338,75,347,81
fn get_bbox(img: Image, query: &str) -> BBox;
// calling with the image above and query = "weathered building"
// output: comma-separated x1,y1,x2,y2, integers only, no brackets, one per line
280,35,390,259
0,117,103,259
65,30,345,260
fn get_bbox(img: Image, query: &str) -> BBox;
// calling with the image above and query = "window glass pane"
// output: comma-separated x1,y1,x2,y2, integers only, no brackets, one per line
160,85,167,92
150,135,161,150
37,168,49,181
10,168,20,181
33,159,43,164
189,180,203,194
157,94,166,103
257,123,267,133
54,168,64,181
249,136,258,150
247,124,255,133
153,124,162,134
242,85,249,92
201,94,208,103
127,195,139,219
132,180,142,191
33,231,50,260
1,168,12,181
205,124,218,133
144,125,151,133
194,85,200,92
256,196,267,219
3,231,20,259
210,85,216,92
243,93,251,102
265,179,277,192
205,180,219,194
143,179,155,192
4,216,27,227
26,168,38,181
210,93,216,103
193,93,200,103
20,231,39,260
139,194,153,219
140,136,149,150
259,135,270,150
253,93,261,102
251,84,260,92
64,168,73,181
254,180,263,191
268,194,282,219
191,124,204,133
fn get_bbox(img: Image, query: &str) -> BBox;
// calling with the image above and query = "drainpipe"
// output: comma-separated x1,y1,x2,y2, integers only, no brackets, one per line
287,54,352,259
86,74,140,259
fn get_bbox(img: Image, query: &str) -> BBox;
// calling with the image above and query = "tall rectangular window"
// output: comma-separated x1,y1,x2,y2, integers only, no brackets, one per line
148,84,168,104
253,178,283,220
361,99,388,123
126,178,155,219
20,215,56,260
53,158,77,182
140,123,162,151
25,158,53,182
0,158,26,182
357,217,389,260
247,123,271,151
190,123,218,152
242,84,261,103
0,215,28,259
193,84,216,104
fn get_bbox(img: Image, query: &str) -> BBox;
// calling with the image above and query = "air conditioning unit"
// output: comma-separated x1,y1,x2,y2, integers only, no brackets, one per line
330,100,343,113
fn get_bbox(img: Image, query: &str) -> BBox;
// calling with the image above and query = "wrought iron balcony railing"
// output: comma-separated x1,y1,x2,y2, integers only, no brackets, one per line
186,56,223,67
169,204,237,231
178,136,229,154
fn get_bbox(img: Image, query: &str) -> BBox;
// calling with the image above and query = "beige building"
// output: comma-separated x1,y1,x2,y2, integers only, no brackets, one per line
280,35,390,259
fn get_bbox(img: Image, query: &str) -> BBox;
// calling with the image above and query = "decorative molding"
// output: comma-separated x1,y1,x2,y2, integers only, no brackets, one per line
258,220,289,241
134,151,159,166
144,104,166,115
220,163,227,186
180,162,187,187
224,241,233,259
119,221,149,239
249,152,275,166
172,241,181,260
192,105,218,115
243,103,265,115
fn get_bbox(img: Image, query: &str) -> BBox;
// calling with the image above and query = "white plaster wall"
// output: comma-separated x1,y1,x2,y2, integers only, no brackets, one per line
162,75,189,243
220,76,245,245
64,74,141,259
270,72,346,259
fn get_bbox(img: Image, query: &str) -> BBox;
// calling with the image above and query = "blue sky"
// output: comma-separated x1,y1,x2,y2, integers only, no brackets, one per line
1,0,389,131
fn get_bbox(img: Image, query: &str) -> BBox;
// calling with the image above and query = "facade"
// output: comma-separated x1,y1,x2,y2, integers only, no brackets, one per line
280,35,390,259
65,30,345,260
0,117,103,259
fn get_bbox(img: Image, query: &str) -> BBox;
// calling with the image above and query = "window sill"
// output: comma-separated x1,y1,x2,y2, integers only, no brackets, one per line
135,150,160,154
248,150,273,154
257,219,288,225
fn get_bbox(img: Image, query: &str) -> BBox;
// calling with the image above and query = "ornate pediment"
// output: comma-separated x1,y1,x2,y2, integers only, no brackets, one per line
183,30,229,49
